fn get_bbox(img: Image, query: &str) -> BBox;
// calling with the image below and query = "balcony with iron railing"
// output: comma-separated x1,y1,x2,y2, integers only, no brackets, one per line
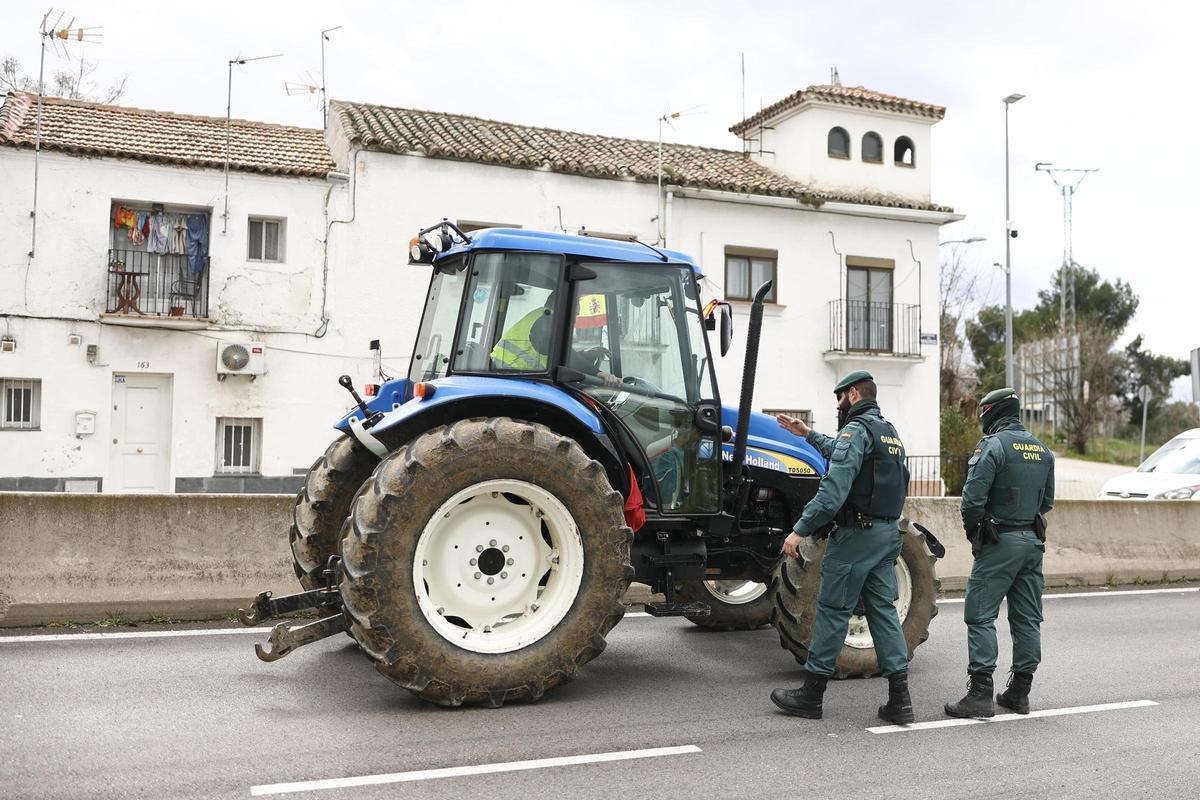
104,249,209,324
826,299,921,360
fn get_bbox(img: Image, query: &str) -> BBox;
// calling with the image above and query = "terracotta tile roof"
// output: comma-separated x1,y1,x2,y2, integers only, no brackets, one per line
0,91,333,178
332,100,951,213
730,84,946,135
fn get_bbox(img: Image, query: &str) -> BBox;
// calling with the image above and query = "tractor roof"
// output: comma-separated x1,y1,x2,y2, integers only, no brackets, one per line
438,228,701,272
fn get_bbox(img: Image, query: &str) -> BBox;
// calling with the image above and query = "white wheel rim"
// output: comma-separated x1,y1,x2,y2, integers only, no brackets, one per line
702,580,767,605
844,555,913,650
412,479,585,655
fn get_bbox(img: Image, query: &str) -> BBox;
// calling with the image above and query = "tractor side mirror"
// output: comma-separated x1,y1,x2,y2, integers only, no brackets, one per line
718,304,733,357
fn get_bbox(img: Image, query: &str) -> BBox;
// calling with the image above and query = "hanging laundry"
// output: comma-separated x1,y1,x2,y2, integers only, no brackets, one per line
148,212,171,254
130,212,148,246
169,215,188,255
185,213,210,275
112,205,136,229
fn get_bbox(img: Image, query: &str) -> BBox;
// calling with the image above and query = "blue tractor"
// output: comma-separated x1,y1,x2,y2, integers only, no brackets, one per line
240,221,942,707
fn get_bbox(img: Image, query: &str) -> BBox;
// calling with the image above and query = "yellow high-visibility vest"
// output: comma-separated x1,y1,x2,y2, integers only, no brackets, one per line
490,309,548,370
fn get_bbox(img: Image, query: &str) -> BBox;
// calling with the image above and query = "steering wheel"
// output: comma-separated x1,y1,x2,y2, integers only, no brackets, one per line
622,375,665,396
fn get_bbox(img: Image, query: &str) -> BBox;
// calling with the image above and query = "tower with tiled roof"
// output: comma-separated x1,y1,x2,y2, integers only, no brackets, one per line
730,83,945,206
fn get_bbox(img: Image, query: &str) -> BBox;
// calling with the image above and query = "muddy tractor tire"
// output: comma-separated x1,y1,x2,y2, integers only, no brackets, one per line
769,529,939,678
340,417,633,707
676,579,773,631
289,435,377,593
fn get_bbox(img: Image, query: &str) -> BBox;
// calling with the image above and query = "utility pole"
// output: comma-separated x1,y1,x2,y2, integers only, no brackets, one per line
1035,163,1098,333
1002,93,1024,387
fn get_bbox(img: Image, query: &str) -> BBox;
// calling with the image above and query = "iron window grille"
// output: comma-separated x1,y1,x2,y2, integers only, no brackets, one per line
1,378,41,430
216,417,262,474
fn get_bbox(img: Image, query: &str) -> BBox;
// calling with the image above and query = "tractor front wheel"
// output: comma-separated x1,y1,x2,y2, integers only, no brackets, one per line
769,529,939,678
340,418,633,707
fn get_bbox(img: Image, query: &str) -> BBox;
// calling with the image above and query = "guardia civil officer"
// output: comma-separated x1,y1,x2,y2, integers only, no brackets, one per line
945,387,1055,718
770,371,914,723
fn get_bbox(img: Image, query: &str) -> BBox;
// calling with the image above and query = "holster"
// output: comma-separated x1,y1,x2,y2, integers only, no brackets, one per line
834,508,873,529
1033,512,1048,543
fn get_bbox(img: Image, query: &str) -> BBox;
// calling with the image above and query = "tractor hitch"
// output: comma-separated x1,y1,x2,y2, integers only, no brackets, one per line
237,586,336,626
254,612,350,662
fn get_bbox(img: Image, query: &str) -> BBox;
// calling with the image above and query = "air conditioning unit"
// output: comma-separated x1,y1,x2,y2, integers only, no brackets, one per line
216,341,266,380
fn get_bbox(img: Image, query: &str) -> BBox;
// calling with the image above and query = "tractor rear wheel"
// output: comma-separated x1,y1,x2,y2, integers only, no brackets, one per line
676,579,773,631
769,530,939,678
289,435,377,593
340,417,633,707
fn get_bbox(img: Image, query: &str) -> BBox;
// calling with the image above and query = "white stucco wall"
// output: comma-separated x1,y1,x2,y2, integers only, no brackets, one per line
0,115,951,492
0,148,364,489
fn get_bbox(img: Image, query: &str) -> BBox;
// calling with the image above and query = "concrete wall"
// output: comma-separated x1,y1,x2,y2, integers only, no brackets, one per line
2,493,1198,627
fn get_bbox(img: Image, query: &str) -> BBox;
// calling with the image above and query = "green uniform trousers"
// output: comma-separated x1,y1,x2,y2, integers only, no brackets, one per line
964,530,1044,674
805,523,909,677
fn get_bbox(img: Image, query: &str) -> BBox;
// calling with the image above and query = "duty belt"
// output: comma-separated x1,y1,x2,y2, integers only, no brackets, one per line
996,522,1035,533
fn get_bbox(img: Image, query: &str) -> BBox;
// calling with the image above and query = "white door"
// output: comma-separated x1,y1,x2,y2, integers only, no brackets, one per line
109,373,173,492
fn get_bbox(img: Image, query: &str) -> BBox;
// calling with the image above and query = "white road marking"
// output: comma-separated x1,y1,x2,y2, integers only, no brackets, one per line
249,744,702,796
938,587,1198,604
0,627,263,644
867,699,1158,734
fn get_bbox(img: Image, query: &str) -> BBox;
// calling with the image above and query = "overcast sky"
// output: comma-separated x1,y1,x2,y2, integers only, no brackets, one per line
4,1,1197,395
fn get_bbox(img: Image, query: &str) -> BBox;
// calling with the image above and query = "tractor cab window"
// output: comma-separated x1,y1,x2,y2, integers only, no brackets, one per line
409,257,467,382
566,264,720,515
453,252,563,373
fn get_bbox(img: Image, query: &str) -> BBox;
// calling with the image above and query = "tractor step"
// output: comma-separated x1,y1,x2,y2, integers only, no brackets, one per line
643,601,711,618
254,611,350,662
237,587,337,626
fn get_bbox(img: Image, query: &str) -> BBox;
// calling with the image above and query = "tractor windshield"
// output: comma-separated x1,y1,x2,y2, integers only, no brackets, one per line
565,263,721,515
408,257,467,382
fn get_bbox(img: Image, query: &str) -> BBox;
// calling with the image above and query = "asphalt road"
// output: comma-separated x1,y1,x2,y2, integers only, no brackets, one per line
2,588,1198,800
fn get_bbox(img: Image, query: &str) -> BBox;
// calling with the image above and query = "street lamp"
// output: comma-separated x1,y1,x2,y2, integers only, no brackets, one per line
1002,93,1025,387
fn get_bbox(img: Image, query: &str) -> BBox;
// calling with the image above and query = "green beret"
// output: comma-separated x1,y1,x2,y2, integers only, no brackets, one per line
834,370,874,395
979,387,1017,406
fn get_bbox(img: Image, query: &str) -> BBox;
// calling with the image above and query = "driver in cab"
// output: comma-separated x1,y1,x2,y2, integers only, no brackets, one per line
491,289,622,387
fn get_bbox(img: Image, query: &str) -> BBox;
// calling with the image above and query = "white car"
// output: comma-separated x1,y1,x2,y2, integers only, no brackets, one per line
1098,428,1200,500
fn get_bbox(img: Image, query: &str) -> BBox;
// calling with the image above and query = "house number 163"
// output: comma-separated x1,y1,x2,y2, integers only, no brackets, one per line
137,361,150,369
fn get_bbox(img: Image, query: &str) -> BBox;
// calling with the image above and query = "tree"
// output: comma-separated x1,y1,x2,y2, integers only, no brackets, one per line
1,56,127,103
938,245,989,411
967,264,1143,454
1122,335,1189,427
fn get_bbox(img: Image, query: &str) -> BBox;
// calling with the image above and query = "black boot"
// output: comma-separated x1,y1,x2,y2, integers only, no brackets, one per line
944,672,994,719
770,672,828,719
878,672,915,724
996,671,1033,715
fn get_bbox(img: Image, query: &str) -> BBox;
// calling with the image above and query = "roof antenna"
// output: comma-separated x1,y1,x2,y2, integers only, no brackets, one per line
223,52,283,235
29,8,103,259
830,67,841,87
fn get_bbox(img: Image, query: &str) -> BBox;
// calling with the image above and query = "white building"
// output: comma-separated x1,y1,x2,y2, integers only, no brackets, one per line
0,81,959,493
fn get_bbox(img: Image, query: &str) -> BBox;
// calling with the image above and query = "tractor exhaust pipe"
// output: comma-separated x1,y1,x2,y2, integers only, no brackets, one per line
728,280,773,505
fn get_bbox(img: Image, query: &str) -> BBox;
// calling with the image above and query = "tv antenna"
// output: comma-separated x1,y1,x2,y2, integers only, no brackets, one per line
29,8,103,258
319,27,341,129
656,104,703,245
1034,162,1098,334
223,52,283,235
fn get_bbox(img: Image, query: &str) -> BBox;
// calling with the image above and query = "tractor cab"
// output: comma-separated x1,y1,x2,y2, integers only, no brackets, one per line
405,224,730,518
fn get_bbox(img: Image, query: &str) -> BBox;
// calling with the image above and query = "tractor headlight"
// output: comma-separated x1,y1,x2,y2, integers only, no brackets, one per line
1155,485,1200,500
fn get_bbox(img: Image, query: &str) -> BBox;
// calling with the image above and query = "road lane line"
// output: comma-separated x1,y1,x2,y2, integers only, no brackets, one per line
867,699,1158,734
938,587,1198,604
0,627,263,643
249,744,702,796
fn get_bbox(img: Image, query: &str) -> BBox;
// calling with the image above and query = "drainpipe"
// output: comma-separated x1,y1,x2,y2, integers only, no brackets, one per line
664,190,674,248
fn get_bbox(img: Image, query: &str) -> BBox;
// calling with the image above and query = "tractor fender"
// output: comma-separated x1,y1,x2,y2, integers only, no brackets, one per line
335,375,629,495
